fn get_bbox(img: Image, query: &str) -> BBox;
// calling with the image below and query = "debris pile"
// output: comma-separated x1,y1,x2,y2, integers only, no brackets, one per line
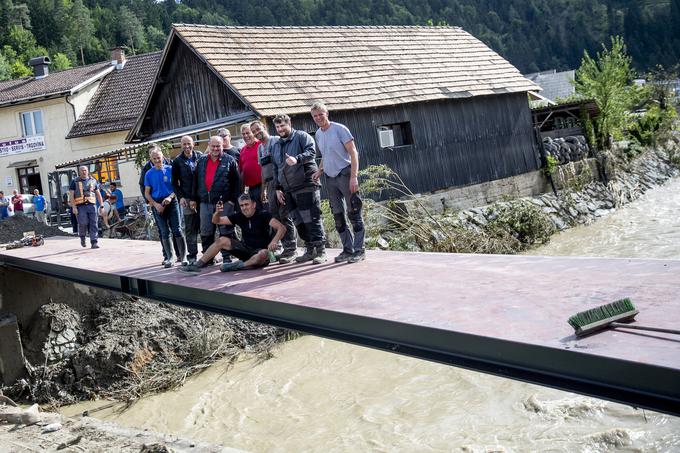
0,216,69,244
3,295,290,406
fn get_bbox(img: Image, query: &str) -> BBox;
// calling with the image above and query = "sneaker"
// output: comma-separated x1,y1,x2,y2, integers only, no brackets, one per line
221,255,232,264
90,243,99,249
278,250,298,264
348,249,365,263
179,263,203,273
80,237,86,247
312,248,327,265
334,250,353,263
295,246,316,263
220,260,245,272
162,259,173,268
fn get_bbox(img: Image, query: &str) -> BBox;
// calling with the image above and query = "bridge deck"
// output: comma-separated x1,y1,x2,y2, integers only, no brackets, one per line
1,237,679,415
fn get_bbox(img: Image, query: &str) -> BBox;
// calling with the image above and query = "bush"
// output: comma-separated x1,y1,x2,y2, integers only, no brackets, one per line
627,104,677,146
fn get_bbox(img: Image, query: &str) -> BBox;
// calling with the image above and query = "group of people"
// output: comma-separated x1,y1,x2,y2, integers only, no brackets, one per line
71,102,366,273
0,189,48,222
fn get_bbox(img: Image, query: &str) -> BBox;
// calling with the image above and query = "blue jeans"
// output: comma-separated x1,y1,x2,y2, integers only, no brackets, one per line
152,198,183,239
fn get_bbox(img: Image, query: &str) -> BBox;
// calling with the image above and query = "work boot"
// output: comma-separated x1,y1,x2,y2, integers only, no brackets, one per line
178,261,204,273
220,260,245,272
334,250,353,263
160,237,174,268
80,237,86,247
348,249,366,263
278,249,298,264
174,237,188,266
312,245,327,265
295,245,316,263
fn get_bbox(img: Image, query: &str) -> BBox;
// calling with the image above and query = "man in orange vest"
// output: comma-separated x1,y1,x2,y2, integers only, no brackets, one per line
69,165,105,249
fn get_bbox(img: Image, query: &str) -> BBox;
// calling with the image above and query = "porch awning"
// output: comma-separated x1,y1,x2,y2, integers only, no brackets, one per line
7,159,38,168
56,111,257,169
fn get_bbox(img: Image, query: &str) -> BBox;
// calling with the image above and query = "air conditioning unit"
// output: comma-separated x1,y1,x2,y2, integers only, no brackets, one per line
378,129,394,148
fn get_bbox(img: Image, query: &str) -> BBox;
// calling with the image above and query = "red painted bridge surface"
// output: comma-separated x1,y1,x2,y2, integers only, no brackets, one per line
2,236,680,413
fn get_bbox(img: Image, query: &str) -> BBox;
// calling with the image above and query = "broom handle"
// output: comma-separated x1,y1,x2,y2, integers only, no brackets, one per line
610,323,680,335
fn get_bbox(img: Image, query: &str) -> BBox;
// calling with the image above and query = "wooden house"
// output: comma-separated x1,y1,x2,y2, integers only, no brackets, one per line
125,25,541,196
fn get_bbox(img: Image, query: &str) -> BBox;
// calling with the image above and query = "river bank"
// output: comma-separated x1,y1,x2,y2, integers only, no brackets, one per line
362,145,679,255
1,403,238,452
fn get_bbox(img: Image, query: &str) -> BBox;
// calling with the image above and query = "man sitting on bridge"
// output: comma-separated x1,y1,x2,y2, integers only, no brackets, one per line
180,192,286,273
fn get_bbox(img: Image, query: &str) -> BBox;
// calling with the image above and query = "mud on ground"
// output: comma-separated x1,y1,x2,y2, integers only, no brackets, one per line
2,294,289,407
0,215,70,244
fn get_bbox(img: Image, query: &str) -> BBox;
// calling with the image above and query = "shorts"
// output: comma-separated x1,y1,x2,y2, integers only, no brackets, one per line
228,238,266,263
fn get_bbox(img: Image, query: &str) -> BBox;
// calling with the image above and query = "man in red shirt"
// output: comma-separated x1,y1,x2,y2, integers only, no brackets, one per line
239,123,263,207
190,135,240,263
11,189,24,216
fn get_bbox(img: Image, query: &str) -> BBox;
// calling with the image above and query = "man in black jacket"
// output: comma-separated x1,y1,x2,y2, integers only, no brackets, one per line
271,113,326,264
172,135,202,264
191,135,240,263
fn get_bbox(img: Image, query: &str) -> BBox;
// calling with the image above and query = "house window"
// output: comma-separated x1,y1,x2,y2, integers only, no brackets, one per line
377,122,413,148
91,156,120,184
21,110,44,137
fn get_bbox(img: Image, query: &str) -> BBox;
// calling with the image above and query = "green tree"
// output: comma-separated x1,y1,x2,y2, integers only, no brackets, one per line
146,25,166,51
10,59,31,77
119,6,147,54
51,51,72,71
575,36,635,149
0,51,11,80
68,0,95,65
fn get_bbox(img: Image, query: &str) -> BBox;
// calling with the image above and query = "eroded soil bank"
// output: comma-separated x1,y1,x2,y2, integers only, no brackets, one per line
2,292,289,407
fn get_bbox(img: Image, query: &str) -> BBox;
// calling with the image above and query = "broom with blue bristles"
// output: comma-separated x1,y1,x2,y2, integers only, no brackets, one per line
568,298,680,337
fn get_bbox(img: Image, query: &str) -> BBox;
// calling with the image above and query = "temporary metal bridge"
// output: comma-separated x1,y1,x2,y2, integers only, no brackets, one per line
1,237,679,416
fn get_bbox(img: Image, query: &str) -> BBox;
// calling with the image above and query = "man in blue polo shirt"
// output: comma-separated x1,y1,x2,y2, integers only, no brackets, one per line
144,145,187,268
33,189,47,224
109,182,125,220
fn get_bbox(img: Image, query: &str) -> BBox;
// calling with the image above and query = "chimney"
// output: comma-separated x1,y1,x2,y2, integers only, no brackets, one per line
111,47,126,70
28,56,51,79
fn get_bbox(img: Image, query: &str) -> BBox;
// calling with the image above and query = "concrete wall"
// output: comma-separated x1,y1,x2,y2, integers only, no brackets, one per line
406,158,599,213
0,267,113,328
0,267,120,384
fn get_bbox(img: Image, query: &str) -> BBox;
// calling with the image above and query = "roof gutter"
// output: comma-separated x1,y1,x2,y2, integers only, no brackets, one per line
69,65,115,95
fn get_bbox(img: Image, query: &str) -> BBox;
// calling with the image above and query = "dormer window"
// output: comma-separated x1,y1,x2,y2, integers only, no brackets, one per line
21,110,44,137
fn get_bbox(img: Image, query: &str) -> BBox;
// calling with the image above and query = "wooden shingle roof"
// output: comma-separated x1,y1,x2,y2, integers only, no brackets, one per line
67,52,162,138
173,24,539,116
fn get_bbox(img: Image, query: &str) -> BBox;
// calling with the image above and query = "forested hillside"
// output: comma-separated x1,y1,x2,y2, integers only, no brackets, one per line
1,0,679,80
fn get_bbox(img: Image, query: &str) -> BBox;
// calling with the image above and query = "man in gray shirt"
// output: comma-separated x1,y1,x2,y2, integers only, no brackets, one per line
311,101,365,263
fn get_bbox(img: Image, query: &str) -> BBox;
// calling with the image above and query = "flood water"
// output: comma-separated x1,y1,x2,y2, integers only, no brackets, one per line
62,178,680,452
